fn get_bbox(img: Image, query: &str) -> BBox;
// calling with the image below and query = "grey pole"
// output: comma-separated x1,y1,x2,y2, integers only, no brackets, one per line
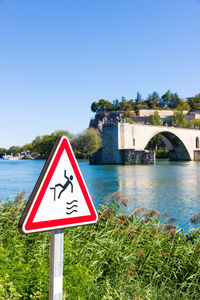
49,229,64,300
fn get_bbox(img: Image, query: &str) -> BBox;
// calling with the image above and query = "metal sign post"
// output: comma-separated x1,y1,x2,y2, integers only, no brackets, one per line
49,229,64,300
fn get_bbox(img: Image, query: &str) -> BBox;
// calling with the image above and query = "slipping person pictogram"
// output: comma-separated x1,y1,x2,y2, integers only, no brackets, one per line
50,170,73,201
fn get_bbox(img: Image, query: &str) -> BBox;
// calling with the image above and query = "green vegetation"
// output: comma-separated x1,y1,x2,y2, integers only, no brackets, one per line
146,112,165,152
146,134,165,152
187,119,200,129
149,110,189,128
0,148,7,157
1,193,200,299
127,118,134,124
149,111,163,126
174,110,187,128
91,91,199,113
1,129,102,160
155,148,169,159
71,128,102,159
23,130,73,159
187,94,200,110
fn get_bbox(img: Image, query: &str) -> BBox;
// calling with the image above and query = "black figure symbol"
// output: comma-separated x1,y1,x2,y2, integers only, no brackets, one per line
50,170,73,201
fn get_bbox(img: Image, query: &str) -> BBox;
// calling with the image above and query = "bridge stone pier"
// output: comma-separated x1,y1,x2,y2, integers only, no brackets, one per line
90,123,200,165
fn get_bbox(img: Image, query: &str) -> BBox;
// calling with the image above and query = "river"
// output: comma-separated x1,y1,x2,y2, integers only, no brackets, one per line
0,159,200,232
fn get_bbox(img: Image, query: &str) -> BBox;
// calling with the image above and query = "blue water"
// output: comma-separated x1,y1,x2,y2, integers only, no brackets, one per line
0,159,200,232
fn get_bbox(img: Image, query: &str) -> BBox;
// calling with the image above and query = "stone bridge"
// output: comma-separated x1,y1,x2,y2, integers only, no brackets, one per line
90,123,200,164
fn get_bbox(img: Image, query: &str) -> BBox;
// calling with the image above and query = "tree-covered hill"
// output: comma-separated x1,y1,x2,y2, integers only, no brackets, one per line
91,91,200,113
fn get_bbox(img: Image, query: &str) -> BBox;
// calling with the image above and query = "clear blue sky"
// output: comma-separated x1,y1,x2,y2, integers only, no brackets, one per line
0,0,200,148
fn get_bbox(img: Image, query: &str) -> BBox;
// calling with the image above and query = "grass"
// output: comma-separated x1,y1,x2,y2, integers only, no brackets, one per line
0,192,200,299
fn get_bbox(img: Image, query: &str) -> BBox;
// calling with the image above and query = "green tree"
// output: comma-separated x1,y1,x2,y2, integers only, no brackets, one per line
98,99,115,111
169,92,187,109
169,93,178,108
29,130,74,158
135,92,142,103
187,94,200,111
161,90,171,107
173,110,187,128
32,134,56,158
147,91,161,109
187,119,200,129
0,148,8,157
54,130,74,141
72,128,102,159
167,117,173,126
91,102,100,113
8,146,21,155
119,101,133,111
22,143,33,152
135,101,149,111
176,100,190,111
149,111,163,125
147,134,163,151
91,99,116,112
160,91,188,110
128,118,134,124
121,96,126,102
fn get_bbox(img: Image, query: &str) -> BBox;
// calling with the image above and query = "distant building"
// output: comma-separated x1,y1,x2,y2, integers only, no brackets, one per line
90,109,200,132
185,111,200,122
137,109,188,118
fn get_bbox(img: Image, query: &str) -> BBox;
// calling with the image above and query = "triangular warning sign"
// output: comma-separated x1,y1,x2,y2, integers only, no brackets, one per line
18,135,98,234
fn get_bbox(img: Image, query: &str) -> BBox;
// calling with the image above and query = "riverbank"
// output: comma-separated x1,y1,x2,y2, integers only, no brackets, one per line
0,193,200,299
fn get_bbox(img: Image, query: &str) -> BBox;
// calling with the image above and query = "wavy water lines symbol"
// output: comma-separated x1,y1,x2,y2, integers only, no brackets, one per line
66,199,78,215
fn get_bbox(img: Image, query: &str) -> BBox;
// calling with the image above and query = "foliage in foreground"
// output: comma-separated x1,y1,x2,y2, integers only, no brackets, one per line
0,193,200,299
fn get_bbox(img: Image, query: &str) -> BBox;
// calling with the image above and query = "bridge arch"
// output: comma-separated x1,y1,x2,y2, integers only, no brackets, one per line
145,130,191,161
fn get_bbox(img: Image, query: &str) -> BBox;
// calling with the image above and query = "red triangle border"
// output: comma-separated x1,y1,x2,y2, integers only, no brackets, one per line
20,137,97,233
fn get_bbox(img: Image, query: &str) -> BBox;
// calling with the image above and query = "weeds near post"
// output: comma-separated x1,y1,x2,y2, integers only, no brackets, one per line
0,192,200,299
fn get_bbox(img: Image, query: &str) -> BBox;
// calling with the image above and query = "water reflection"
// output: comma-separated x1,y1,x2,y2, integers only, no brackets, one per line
85,161,200,232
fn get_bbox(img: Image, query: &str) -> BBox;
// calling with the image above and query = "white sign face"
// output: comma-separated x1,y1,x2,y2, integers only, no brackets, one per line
34,150,90,222
18,136,98,234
